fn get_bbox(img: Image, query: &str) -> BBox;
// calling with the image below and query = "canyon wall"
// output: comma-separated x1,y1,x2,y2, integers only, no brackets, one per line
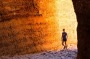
0,0,61,56
0,0,77,56
72,0,90,59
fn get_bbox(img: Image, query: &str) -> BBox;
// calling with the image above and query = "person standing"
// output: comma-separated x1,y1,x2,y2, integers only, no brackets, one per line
61,29,68,49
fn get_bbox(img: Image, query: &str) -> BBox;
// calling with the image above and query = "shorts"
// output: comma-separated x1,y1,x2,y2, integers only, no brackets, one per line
63,39,67,41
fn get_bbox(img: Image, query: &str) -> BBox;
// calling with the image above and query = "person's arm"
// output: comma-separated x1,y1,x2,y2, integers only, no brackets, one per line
66,33,68,39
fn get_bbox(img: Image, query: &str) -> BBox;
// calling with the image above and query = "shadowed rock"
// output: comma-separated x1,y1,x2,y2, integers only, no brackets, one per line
72,0,90,59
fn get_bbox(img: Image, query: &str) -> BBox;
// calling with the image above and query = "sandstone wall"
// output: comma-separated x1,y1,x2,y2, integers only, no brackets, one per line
0,0,77,56
0,0,61,56
55,0,77,44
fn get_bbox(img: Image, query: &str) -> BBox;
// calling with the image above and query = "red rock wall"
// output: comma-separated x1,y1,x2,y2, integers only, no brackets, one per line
0,0,61,56
0,0,77,56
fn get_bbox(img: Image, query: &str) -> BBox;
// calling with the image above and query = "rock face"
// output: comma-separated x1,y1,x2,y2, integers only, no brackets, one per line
55,0,77,44
0,0,77,56
72,0,90,59
0,0,61,56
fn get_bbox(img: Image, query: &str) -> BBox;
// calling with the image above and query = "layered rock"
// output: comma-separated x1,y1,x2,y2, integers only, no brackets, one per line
0,0,77,56
0,0,61,56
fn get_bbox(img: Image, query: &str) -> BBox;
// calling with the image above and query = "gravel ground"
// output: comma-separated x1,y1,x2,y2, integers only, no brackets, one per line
0,44,77,59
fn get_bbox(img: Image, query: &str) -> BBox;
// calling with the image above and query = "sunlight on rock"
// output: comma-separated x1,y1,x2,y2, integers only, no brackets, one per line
0,0,77,56
55,0,77,45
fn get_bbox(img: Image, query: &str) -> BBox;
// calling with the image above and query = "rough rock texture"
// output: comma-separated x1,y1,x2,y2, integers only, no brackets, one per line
0,0,77,56
72,0,90,59
0,0,61,56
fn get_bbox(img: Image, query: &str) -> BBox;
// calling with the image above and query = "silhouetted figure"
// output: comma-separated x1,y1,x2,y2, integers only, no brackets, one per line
61,29,68,49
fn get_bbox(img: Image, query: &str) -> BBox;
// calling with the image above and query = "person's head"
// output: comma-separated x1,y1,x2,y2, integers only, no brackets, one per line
63,29,65,32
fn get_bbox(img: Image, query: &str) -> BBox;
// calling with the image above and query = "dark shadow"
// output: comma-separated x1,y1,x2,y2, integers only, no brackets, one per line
0,12,42,22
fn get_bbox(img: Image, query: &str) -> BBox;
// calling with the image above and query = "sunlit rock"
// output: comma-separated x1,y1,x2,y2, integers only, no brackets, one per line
0,0,77,56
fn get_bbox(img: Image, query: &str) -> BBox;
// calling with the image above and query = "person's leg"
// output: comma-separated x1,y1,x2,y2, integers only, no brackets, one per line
62,41,65,49
65,41,67,49
65,41,67,46
62,41,66,49
62,41,64,46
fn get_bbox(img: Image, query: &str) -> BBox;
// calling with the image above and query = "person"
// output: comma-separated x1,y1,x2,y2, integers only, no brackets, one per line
61,29,68,49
